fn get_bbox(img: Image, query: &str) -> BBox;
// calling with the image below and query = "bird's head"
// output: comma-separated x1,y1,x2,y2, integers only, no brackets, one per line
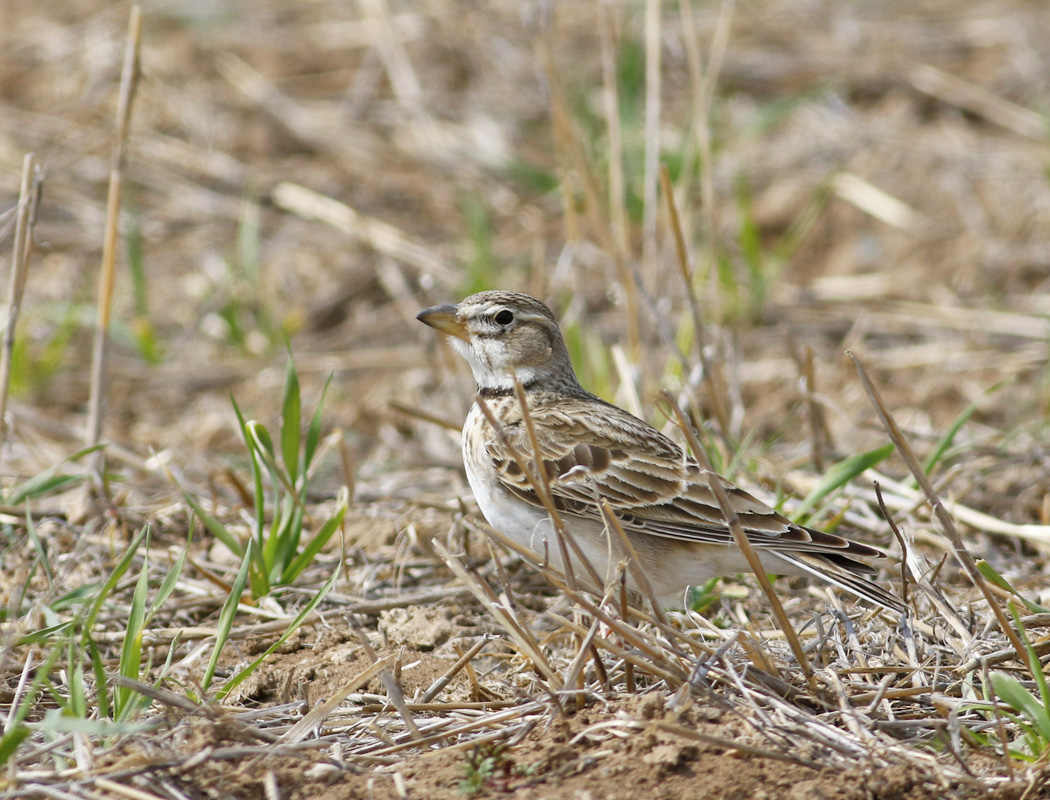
417,290,580,394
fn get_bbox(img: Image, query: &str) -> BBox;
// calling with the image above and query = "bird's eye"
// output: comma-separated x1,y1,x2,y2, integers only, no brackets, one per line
494,309,514,326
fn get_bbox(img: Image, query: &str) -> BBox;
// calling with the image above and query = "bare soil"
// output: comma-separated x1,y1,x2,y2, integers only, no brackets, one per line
3,1,1050,799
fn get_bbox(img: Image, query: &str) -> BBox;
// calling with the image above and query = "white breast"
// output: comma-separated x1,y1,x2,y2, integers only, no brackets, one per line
460,403,628,585
461,404,549,546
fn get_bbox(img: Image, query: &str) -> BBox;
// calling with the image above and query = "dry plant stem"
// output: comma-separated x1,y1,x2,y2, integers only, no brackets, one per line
547,607,687,687
277,655,395,745
474,392,603,590
688,0,734,325
486,539,519,610
641,0,661,278
433,539,565,694
112,676,200,715
874,482,910,606
654,721,815,767
349,618,422,740
620,575,635,692
957,639,1050,674
86,5,142,457
0,153,39,448
359,0,423,113
623,603,712,661
95,777,174,800
352,701,518,714
801,345,826,471
589,640,611,692
367,702,546,757
909,64,1048,141
271,182,454,283
539,47,616,259
538,41,639,349
598,0,628,260
218,54,375,164
419,637,488,704
558,587,693,679
511,375,579,591
388,399,461,432
560,611,605,698
661,391,816,687
595,496,670,629
470,514,694,680
454,640,485,701
847,351,1027,664
659,163,731,441
868,468,1050,544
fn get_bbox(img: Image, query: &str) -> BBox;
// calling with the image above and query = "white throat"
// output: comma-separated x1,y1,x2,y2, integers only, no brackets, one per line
451,337,541,391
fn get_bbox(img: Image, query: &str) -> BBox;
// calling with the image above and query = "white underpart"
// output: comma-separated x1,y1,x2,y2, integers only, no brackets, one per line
463,396,818,606
461,405,623,587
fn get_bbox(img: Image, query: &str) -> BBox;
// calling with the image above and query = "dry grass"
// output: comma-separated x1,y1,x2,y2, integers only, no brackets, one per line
2,1,1050,798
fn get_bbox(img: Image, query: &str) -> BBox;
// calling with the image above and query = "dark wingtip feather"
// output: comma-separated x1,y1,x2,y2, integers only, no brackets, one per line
801,525,886,560
775,551,907,614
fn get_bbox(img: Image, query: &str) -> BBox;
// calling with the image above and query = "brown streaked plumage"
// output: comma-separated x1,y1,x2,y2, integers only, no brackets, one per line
418,290,905,613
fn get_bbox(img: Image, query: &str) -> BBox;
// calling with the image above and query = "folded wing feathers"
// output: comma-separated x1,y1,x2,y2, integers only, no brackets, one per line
485,397,892,593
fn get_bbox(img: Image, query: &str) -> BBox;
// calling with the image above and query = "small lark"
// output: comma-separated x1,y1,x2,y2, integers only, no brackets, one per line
418,290,904,612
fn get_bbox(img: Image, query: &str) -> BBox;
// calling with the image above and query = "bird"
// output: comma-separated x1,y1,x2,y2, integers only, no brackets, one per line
417,290,905,613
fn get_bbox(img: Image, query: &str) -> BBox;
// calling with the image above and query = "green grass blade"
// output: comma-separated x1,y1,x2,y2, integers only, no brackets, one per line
922,401,977,476
125,210,160,363
0,646,61,767
274,508,303,583
202,542,253,693
116,539,151,719
303,373,332,474
0,727,31,768
2,449,97,506
1011,603,1050,734
25,505,53,588
5,474,80,507
459,192,496,296
792,443,895,521
280,354,301,483
237,191,261,286
734,174,767,316
88,637,111,720
215,562,339,701
921,381,1006,477
249,419,298,499
50,583,103,613
976,561,1050,614
156,630,182,681
149,540,189,619
16,620,75,647
179,492,243,558
281,498,347,584
65,628,87,720
233,396,267,547
261,488,293,577
991,672,1050,744
83,524,150,637
34,713,154,737
247,415,276,462
68,660,87,719
2,444,101,505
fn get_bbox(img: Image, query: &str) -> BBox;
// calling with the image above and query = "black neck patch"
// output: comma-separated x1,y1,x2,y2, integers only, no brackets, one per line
477,379,541,399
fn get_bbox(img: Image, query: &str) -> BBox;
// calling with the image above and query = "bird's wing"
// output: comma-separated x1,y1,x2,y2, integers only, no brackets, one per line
485,394,881,563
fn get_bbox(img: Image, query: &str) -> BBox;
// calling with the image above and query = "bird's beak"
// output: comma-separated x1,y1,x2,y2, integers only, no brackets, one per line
416,303,469,342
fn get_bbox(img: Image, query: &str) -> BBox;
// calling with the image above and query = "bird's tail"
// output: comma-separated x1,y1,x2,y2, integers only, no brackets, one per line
769,551,907,614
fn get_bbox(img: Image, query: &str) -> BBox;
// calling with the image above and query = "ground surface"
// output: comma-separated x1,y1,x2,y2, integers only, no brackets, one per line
2,1,1050,799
